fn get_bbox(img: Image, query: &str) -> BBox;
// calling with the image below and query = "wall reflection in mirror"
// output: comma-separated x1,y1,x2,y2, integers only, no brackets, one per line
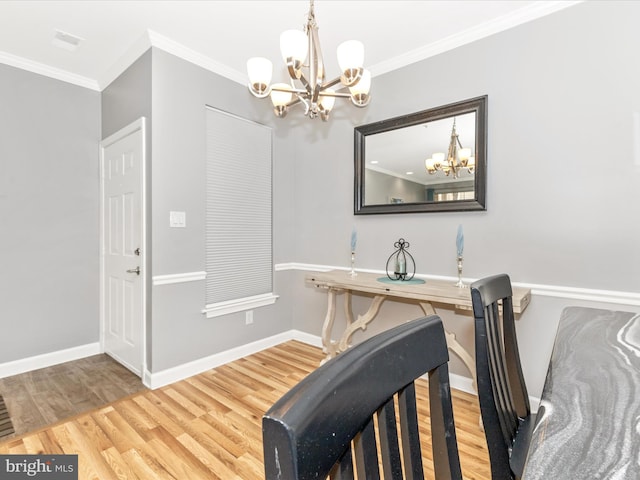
354,96,487,214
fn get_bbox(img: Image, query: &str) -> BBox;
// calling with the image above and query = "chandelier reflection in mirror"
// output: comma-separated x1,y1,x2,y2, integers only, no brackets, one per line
246,0,371,121
425,118,475,179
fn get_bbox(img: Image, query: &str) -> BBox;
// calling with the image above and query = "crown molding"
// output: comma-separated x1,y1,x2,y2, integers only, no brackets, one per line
2,2,583,91
97,30,153,90
147,30,246,85
369,1,583,76
0,51,100,91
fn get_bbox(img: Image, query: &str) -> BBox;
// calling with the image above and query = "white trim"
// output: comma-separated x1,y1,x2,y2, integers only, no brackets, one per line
3,2,582,92
448,372,476,396
0,343,101,379
275,262,640,308
153,271,206,286
202,293,279,318
519,282,640,306
369,1,583,76
289,330,323,348
98,30,152,90
1,331,542,414
0,51,100,91
147,30,246,85
145,329,305,389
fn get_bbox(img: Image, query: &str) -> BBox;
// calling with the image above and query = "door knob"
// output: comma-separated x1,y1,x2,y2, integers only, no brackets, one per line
126,266,141,275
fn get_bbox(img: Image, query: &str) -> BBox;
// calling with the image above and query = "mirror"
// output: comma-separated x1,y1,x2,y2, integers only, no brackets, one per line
354,96,487,214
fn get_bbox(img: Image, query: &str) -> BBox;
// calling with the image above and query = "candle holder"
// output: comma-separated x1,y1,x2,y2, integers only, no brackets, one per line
455,255,465,288
350,251,357,277
386,238,415,281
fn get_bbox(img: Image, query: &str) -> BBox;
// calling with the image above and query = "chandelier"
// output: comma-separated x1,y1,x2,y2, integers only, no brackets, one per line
246,0,371,121
424,118,475,179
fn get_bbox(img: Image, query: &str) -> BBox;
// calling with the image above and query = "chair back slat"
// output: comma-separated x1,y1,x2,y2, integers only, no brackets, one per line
378,397,404,480
329,450,354,480
485,302,519,446
354,418,381,479
428,363,464,480
397,382,426,480
263,315,463,480
471,274,534,480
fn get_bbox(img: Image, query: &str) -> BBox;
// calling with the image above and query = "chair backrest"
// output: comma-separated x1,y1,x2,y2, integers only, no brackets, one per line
471,274,533,480
263,316,463,480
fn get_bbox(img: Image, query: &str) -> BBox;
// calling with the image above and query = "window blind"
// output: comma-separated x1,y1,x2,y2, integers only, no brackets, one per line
205,107,273,312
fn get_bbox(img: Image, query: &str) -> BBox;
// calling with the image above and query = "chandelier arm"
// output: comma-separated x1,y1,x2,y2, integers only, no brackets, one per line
293,71,312,95
319,90,351,98
322,76,343,89
271,85,307,95
285,97,303,108
286,63,301,81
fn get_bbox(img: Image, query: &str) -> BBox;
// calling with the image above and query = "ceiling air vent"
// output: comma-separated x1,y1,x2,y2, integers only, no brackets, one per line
52,29,84,51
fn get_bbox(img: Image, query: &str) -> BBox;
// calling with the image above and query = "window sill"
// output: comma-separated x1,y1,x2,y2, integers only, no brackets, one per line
202,293,279,319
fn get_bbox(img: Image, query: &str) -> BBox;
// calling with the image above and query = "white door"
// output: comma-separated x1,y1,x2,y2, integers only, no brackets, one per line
100,118,146,376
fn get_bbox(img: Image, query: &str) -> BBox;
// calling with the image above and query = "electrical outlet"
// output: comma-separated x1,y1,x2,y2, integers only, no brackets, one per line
245,310,254,325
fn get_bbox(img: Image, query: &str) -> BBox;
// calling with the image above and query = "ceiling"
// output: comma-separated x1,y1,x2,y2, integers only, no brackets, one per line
0,1,580,91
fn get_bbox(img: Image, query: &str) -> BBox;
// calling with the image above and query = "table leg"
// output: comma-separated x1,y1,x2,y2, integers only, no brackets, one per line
420,302,477,391
320,287,341,364
338,295,386,352
344,291,354,326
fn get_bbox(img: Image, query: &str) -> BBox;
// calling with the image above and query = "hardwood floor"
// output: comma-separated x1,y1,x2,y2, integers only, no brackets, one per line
0,341,490,479
0,354,146,438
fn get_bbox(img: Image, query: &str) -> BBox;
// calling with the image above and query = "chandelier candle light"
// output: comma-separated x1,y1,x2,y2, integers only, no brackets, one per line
455,225,465,288
246,0,371,121
425,118,475,179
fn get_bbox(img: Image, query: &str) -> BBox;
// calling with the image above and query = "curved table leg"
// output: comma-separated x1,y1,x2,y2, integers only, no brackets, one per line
420,302,477,391
338,295,386,353
320,287,341,364
344,291,354,326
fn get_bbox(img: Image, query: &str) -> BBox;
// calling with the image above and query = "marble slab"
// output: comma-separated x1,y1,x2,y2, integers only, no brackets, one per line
523,306,640,479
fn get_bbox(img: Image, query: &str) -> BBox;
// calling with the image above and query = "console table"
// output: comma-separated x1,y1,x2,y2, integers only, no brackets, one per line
522,306,640,478
305,270,531,384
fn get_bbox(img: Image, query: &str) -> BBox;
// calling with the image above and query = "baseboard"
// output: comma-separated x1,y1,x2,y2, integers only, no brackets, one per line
0,343,101,379
144,330,318,389
0,333,542,415
449,372,476,395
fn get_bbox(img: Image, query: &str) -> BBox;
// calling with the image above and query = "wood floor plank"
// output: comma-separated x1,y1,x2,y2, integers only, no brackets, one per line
0,341,491,479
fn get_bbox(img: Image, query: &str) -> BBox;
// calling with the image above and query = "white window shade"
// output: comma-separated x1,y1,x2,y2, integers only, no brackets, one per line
204,107,276,317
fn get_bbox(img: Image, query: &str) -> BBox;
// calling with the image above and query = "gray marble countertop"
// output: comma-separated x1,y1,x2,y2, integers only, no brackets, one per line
523,306,640,479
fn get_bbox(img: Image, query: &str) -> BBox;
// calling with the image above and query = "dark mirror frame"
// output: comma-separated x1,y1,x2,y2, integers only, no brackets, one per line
354,95,487,214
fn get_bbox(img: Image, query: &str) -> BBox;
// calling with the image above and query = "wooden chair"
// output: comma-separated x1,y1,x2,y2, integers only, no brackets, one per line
262,315,463,480
470,274,535,480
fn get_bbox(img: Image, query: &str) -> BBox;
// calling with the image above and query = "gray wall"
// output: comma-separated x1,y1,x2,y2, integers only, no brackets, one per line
148,48,295,372
0,64,100,362
289,1,640,398
101,50,153,367
4,1,640,401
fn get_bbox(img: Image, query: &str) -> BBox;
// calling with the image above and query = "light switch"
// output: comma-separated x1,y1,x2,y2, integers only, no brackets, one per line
169,211,186,228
